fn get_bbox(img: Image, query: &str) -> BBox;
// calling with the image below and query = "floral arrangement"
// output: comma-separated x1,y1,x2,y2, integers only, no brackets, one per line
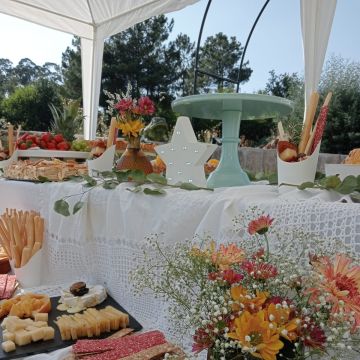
104,84,155,139
132,210,360,360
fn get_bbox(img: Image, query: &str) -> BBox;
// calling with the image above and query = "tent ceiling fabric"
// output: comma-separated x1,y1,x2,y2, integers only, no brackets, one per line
0,0,338,138
300,0,337,108
0,0,199,139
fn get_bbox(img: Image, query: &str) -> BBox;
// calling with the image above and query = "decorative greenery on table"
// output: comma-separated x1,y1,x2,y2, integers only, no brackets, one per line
293,175,360,203
54,169,212,217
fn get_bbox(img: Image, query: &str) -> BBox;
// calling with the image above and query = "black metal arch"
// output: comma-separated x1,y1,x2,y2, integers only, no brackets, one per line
193,0,271,94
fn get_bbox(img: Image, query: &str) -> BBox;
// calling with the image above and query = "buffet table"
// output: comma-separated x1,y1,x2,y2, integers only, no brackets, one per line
0,179,359,358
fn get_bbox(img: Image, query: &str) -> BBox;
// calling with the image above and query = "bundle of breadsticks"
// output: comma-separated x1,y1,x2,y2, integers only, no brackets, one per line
0,209,44,268
278,91,332,162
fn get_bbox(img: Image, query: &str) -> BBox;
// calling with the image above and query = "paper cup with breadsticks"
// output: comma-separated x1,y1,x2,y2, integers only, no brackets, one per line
276,92,332,185
0,209,44,288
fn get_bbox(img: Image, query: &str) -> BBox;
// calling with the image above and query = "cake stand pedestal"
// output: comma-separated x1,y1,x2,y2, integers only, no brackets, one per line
172,93,293,188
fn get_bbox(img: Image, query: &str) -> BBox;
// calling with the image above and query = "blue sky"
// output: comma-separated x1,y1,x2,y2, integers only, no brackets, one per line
0,0,359,93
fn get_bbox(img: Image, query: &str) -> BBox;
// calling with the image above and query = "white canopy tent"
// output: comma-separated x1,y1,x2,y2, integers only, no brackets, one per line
0,0,337,138
0,0,199,139
300,0,337,108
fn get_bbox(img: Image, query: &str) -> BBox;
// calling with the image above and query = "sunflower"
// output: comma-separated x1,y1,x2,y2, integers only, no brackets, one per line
307,254,360,329
227,310,284,360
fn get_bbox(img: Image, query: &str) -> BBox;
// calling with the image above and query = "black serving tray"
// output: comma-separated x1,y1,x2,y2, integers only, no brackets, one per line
0,295,142,359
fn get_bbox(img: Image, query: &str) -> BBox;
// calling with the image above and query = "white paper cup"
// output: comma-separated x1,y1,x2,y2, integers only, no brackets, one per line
10,249,43,288
87,145,115,175
277,143,321,185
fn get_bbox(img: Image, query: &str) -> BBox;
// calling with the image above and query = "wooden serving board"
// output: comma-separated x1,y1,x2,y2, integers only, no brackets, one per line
0,295,142,359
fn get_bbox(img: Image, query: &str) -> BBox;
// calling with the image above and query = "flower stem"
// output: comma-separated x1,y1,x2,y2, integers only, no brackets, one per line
264,233,270,261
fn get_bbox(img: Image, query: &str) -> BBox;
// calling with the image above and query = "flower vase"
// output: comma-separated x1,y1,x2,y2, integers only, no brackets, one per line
116,136,153,174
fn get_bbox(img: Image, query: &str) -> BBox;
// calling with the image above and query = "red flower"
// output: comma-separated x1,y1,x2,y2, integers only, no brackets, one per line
134,96,155,116
221,269,243,284
248,215,274,235
115,98,133,113
301,321,326,350
241,260,278,280
208,272,217,281
192,327,214,353
208,269,243,284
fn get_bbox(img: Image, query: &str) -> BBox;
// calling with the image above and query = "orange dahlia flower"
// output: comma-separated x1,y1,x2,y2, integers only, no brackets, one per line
308,254,360,329
227,310,284,360
211,243,245,270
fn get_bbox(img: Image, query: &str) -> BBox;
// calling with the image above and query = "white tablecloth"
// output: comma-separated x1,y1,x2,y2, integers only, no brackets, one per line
0,179,359,359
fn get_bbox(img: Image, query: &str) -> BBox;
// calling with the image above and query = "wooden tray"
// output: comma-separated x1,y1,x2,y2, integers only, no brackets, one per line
0,295,142,359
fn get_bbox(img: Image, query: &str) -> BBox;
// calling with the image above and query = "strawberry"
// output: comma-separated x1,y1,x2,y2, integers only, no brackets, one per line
53,134,64,143
39,140,47,149
47,142,56,150
57,141,70,151
18,142,27,150
41,132,52,143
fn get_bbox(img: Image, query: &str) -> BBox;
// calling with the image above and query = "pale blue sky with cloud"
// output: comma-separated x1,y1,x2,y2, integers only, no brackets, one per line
0,0,359,93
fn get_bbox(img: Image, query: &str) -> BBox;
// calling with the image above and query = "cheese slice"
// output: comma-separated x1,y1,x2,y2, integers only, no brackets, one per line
59,285,107,311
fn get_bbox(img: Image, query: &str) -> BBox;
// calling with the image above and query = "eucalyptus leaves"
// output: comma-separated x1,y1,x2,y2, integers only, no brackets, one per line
54,169,212,217
296,174,360,202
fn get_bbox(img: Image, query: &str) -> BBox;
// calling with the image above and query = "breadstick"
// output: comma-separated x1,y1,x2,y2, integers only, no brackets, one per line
34,216,44,246
277,121,286,141
0,220,10,248
0,237,11,259
107,117,117,149
20,246,32,267
11,244,21,268
11,215,22,249
31,242,42,257
3,216,14,248
298,92,320,154
26,215,35,249
8,124,14,156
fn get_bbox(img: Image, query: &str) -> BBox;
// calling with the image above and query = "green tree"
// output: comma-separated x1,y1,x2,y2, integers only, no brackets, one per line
319,55,360,154
0,59,16,99
61,37,82,100
172,33,195,96
102,15,183,99
1,79,62,131
261,70,304,144
196,32,252,92
13,58,41,86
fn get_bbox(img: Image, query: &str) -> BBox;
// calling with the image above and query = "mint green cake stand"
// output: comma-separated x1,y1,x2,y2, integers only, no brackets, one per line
172,93,293,188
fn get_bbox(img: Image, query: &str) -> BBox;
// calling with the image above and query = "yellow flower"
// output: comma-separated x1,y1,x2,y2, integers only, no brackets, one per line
265,303,299,341
211,243,245,270
228,310,284,360
231,286,269,313
190,241,216,259
117,119,144,137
